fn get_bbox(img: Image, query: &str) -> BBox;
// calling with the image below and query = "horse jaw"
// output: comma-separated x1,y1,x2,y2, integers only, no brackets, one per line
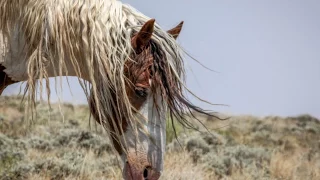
121,95,166,180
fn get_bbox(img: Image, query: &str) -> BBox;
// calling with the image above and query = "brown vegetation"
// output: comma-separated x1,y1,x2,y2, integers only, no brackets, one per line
0,96,319,179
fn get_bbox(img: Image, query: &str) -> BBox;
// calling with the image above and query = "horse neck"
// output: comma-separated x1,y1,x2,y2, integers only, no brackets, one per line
0,28,91,82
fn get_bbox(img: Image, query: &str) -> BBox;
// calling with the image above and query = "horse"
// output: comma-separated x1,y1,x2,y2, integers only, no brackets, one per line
0,0,215,179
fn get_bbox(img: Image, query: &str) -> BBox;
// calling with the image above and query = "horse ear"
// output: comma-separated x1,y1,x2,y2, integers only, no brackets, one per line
132,19,155,53
167,21,184,39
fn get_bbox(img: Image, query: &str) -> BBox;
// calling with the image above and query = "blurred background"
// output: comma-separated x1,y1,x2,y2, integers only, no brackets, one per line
4,0,320,118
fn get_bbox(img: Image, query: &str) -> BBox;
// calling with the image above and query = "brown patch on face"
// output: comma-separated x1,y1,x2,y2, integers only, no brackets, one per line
89,41,154,155
0,65,17,94
124,49,153,111
89,19,156,156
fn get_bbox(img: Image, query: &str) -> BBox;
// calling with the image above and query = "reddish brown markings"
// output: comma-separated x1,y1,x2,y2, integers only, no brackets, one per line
89,33,154,154
89,18,185,157
124,151,161,180
131,19,155,54
167,21,184,39
124,52,153,111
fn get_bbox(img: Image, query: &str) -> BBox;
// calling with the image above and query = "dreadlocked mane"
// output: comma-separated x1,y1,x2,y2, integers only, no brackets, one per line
149,40,218,131
0,0,218,147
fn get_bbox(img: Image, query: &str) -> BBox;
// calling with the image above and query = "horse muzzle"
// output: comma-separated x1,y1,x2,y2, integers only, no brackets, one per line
121,96,166,180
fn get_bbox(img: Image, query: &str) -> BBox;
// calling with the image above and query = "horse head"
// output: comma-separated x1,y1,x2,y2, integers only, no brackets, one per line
90,19,184,180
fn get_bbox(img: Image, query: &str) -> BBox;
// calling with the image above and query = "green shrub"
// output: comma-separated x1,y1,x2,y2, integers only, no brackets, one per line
166,118,185,143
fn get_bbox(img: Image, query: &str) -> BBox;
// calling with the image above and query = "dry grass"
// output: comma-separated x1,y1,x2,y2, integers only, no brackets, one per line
0,96,319,180
270,150,320,180
161,151,211,180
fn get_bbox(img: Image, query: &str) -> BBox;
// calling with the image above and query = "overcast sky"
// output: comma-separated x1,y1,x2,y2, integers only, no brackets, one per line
4,0,320,118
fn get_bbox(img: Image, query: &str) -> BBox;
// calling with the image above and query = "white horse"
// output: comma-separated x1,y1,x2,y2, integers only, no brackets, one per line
0,0,214,179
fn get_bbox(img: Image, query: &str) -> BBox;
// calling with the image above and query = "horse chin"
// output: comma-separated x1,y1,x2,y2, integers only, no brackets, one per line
120,95,166,180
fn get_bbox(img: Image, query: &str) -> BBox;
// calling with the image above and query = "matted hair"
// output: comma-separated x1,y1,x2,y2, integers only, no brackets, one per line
0,0,219,147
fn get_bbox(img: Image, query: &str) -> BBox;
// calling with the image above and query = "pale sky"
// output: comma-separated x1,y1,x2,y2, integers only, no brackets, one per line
4,0,320,118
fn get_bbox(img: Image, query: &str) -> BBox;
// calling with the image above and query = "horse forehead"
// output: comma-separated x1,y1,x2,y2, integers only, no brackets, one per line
127,49,153,80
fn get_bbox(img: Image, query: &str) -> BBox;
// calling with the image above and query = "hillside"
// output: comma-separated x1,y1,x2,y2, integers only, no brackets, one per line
0,96,319,179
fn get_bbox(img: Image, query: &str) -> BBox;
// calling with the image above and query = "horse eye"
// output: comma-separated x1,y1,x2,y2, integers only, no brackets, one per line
135,88,148,97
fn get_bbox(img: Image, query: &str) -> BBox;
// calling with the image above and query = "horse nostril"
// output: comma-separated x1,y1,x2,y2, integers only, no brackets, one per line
143,168,148,178
143,166,150,179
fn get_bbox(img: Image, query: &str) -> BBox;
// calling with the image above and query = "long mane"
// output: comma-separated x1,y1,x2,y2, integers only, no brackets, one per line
0,0,217,143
